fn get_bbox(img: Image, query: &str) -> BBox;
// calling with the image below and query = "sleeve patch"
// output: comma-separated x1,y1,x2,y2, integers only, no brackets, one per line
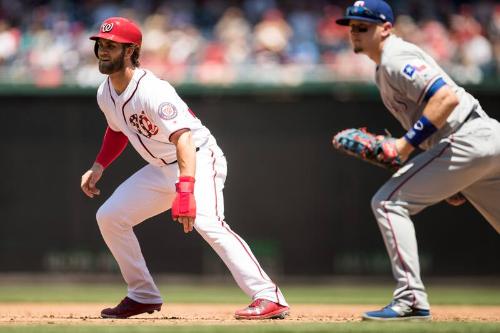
402,64,416,79
401,61,428,80
158,102,178,120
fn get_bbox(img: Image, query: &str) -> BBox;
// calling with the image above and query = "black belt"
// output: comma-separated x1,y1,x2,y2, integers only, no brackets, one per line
165,147,200,165
463,105,480,123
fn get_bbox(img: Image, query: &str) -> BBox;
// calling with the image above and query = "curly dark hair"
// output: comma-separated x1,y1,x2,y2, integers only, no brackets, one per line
128,44,140,67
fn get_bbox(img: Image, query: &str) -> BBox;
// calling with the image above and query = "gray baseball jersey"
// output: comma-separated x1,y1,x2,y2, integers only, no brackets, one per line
375,34,483,150
370,34,500,311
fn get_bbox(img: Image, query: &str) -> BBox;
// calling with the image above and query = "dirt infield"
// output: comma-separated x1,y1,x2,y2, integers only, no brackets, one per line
0,303,499,325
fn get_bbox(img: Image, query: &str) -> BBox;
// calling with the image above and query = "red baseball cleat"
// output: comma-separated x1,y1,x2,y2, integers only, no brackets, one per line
101,297,162,319
234,299,289,320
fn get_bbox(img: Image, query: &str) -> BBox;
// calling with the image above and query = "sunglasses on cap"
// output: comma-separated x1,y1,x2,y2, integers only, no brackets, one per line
345,5,388,23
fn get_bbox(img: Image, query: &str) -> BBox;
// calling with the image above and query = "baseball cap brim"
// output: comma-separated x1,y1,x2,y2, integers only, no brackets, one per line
336,16,384,26
89,32,134,44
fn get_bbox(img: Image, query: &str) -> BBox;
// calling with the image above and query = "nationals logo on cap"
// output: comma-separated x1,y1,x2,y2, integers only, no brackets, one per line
158,102,178,120
101,23,114,33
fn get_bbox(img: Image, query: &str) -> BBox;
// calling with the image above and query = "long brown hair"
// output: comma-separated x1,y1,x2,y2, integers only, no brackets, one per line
129,45,140,67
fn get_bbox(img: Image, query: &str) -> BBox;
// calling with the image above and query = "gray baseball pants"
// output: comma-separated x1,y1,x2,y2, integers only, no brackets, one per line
371,112,500,310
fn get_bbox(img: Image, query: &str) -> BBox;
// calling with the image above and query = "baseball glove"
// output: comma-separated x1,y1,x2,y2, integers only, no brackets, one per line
332,128,402,172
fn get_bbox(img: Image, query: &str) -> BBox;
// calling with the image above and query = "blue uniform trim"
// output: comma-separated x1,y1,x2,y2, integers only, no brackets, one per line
404,115,438,148
424,78,446,102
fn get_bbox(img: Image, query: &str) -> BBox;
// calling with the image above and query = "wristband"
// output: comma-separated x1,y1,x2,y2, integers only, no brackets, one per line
172,176,196,219
176,176,195,193
404,115,437,148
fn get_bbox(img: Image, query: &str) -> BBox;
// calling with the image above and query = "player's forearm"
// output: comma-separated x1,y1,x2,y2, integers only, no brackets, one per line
95,126,129,169
91,162,105,173
399,86,459,156
174,130,196,178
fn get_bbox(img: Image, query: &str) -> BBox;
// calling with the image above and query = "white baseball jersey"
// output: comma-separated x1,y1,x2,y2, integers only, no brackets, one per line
375,34,483,150
97,69,211,166
94,68,288,307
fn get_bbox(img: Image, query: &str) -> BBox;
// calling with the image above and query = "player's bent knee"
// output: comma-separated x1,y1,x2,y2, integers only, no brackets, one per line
96,205,119,231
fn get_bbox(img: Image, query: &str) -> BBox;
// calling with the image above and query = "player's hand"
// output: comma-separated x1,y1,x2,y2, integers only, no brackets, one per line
395,137,415,163
81,163,104,198
171,176,196,233
176,216,195,233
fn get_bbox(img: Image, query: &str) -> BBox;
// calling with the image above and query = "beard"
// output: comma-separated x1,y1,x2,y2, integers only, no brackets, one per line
353,46,364,53
98,49,125,74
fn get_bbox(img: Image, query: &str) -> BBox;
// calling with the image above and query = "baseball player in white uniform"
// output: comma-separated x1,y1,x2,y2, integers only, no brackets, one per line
80,17,289,320
336,0,500,321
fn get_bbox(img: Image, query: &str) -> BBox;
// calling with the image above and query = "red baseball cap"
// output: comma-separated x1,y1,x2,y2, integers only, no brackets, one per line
90,17,142,47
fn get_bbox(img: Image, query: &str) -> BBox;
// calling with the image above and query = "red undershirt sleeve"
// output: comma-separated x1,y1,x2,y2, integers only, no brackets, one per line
95,126,129,169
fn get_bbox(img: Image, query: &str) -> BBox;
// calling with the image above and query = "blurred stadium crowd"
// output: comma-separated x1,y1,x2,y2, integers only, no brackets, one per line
1,0,500,87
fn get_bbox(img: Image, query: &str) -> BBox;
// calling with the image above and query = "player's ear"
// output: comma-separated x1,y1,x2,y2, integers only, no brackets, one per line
381,22,392,38
124,45,135,59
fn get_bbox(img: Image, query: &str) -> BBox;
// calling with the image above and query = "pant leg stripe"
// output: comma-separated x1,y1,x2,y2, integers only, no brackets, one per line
382,203,418,306
223,224,268,281
208,148,280,303
208,149,223,227
384,141,451,307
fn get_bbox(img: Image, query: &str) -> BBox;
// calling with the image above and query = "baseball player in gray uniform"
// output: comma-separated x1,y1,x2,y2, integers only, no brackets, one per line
336,0,500,321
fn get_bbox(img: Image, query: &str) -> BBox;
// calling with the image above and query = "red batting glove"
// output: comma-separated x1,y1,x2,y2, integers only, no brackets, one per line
171,176,196,220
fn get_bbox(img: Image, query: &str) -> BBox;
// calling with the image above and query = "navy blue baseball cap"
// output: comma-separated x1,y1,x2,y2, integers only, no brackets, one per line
336,0,394,26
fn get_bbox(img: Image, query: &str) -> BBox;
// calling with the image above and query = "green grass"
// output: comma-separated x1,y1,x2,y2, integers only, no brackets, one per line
0,283,499,305
0,323,499,333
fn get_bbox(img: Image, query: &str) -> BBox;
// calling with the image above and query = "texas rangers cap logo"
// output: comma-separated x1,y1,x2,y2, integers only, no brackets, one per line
158,102,178,120
101,23,114,33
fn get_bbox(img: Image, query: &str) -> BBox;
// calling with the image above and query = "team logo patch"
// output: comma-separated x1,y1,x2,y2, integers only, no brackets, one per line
129,110,159,138
402,61,429,80
402,64,416,79
158,102,178,120
101,23,114,33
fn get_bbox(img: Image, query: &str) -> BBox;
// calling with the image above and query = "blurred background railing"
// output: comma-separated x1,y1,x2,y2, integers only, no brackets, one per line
1,0,500,88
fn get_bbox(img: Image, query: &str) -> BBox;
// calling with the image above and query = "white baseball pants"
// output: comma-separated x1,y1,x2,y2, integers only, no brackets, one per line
371,112,500,310
96,136,288,306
